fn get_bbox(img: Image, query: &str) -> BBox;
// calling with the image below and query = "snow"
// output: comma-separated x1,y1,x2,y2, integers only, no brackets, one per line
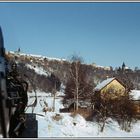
95,78,115,91
130,90,140,100
56,91,65,97
26,91,64,114
9,51,66,62
26,64,49,76
0,90,139,138
25,91,140,138
73,114,86,127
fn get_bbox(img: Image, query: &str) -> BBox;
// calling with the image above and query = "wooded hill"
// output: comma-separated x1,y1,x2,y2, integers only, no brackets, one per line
7,51,140,94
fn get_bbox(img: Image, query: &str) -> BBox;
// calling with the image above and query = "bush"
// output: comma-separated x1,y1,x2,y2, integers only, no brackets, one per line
92,91,138,132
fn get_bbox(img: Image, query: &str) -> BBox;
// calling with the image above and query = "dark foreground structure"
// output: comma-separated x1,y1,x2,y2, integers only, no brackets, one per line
19,113,38,138
0,27,38,138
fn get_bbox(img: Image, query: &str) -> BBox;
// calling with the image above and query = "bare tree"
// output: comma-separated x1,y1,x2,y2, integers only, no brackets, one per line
111,94,137,132
65,54,94,112
92,92,112,132
52,81,57,112
92,90,137,133
115,63,134,92
48,73,61,112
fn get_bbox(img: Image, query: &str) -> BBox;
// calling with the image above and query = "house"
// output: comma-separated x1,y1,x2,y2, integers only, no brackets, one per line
94,77,126,99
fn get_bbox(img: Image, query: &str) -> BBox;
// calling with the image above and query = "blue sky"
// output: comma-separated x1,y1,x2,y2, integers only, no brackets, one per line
0,2,140,68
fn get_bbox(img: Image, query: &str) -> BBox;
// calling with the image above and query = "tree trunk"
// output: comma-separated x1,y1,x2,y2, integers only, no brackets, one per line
52,83,56,112
53,92,56,112
75,62,79,111
76,87,79,111
101,121,106,132
74,93,76,112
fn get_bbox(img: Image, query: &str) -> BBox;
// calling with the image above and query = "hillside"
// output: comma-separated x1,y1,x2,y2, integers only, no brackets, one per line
7,51,140,94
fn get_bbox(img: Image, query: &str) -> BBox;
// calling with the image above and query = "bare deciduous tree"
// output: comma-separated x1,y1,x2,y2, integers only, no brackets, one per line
92,90,137,133
65,54,94,112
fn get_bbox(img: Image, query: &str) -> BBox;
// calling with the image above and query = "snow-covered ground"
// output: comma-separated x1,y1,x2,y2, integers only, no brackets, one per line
26,64,50,76
9,51,66,62
25,91,140,138
130,90,140,100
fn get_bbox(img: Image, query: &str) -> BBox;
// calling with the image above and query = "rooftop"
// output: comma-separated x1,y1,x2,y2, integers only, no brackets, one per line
94,77,115,91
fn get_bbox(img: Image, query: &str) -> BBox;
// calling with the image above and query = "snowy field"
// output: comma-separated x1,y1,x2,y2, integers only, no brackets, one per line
25,90,140,138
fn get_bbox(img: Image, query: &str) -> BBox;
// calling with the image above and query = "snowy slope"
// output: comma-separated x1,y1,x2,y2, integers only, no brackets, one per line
26,91,140,138
26,64,50,76
9,51,66,62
